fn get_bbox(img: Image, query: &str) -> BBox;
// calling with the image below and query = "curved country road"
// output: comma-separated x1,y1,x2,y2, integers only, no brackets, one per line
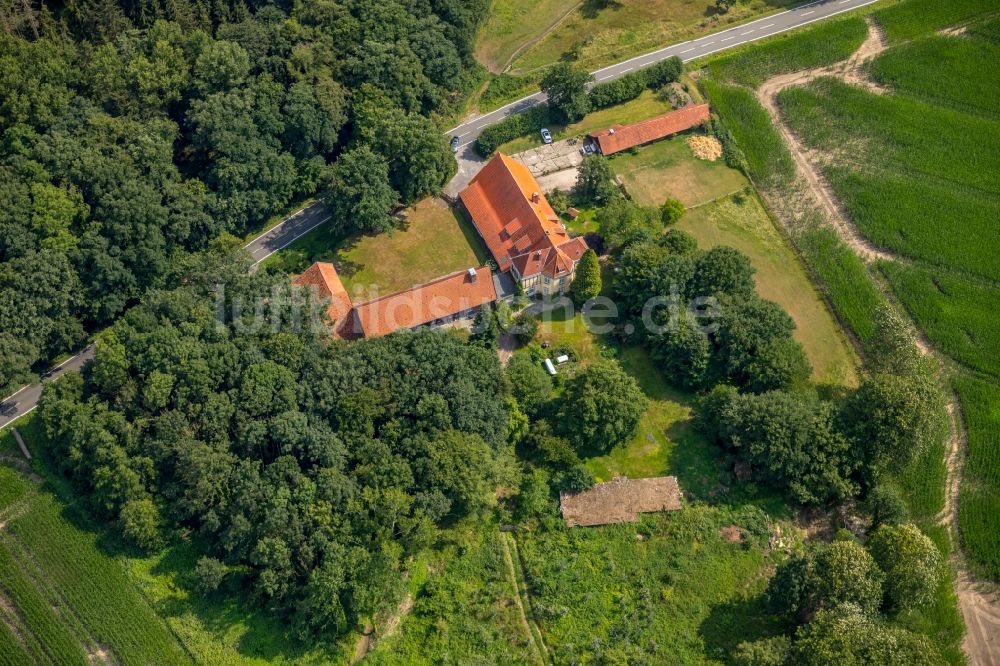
0,0,879,430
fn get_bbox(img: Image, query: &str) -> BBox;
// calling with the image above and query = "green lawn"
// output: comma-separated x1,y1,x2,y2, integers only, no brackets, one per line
535,306,726,499
612,133,748,208
263,198,488,302
676,195,859,388
604,136,858,388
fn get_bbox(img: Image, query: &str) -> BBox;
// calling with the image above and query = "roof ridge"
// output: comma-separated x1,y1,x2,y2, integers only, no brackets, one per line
353,266,487,307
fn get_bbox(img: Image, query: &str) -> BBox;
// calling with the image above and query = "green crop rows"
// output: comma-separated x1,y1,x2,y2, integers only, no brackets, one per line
793,219,883,343
707,17,868,87
868,35,1000,119
701,79,794,186
880,262,1000,379
954,376,1000,579
776,1,1000,579
873,0,999,43
0,466,190,665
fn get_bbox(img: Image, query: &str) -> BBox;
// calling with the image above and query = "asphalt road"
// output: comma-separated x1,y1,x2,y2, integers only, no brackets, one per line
245,202,331,266
1,0,877,432
0,346,95,430
445,0,880,151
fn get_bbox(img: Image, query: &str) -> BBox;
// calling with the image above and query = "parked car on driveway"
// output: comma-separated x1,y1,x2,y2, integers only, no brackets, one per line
540,128,553,145
450,135,461,152
580,142,596,156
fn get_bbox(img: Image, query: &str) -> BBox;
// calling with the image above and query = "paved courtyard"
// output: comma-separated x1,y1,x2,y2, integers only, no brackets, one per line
512,137,585,178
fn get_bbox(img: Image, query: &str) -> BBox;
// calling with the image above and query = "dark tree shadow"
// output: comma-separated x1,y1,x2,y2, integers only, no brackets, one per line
698,593,791,664
581,0,622,19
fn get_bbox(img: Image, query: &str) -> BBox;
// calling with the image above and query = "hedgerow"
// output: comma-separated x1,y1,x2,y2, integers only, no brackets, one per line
475,104,553,156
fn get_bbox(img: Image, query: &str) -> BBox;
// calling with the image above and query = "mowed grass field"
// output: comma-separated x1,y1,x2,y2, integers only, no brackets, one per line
0,423,190,666
606,133,858,388
263,198,488,302
677,195,859,388
612,133,746,209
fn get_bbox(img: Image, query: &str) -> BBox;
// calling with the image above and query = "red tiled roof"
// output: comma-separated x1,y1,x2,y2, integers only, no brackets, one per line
589,104,711,156
349,267,497,338
459,153,585,279
293,262,354,337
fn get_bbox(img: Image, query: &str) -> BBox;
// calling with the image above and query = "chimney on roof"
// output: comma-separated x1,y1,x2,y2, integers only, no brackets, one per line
535,251,542,259
467,267,477,282
531,192,540,203
609,128,616,135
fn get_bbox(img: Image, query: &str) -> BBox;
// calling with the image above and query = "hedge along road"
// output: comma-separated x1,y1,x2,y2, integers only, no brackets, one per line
0,0,879,432
446,0,882,151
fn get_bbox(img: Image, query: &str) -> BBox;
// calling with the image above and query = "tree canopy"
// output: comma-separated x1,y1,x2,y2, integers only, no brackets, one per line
38,268,511,640
555,361,647,454
0,0,483,393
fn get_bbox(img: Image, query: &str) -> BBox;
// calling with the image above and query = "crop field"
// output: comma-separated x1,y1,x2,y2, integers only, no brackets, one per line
792,220,883,344
701,79,794,187
867,35,1000,119
777,78,1000,202
518,505,785,664
954,375,1000,579
880,262,1000,380
612,133,748,209
872,0,999,43
367,527,538,664
968,15,1000,43
0,463,190,665
823,165,1000,283
706,16,868,86
677,195,859,388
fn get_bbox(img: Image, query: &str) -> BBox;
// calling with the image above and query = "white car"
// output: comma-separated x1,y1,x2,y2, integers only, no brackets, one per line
540,128,553,145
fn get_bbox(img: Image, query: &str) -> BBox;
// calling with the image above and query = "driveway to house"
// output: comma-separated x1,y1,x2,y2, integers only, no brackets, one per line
444,0,881,155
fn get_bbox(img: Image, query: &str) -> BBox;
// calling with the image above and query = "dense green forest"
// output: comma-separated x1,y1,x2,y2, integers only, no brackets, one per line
0,0,485,393
37,251,516,639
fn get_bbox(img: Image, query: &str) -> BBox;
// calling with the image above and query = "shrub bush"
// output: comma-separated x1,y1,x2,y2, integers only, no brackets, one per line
475,104,553,156
588,70,647,109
